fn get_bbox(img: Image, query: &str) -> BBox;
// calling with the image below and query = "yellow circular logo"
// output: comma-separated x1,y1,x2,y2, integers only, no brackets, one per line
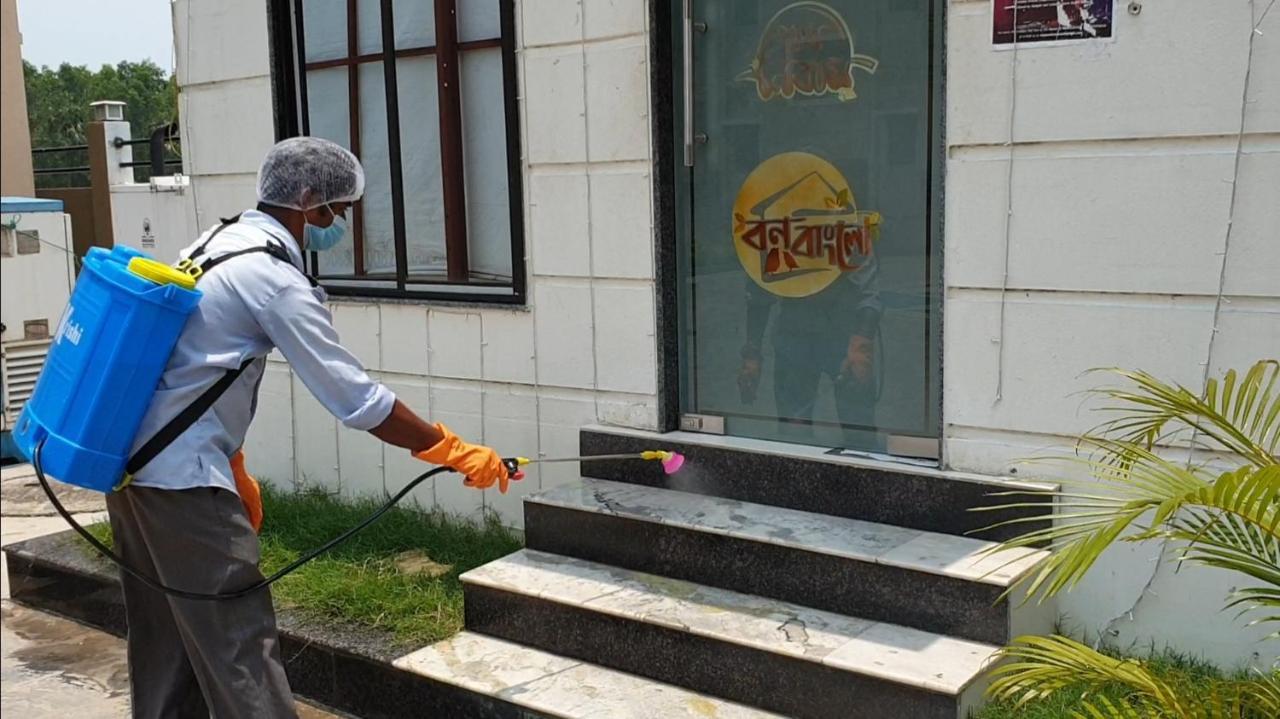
732,152,881,298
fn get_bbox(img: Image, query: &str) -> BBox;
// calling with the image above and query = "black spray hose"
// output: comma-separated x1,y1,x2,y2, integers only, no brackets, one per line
32,438,456,601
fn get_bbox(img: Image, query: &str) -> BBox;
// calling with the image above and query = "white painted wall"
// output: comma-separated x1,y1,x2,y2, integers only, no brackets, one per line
173,0,659,527
943,0,1280,668
110,177,199,261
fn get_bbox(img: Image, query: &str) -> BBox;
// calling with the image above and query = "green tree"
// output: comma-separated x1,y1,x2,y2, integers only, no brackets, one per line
24,60,178,188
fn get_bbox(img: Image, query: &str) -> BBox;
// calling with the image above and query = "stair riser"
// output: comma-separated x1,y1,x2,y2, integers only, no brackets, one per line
580,430,1051,543
525,502,1014,645
464,584,966,719
320,661,555,719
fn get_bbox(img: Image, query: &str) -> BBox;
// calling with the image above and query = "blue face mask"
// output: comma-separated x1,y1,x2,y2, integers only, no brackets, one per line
303,205,348,251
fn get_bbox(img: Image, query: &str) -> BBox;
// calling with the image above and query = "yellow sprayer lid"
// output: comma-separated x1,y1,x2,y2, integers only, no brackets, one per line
127,257,198,290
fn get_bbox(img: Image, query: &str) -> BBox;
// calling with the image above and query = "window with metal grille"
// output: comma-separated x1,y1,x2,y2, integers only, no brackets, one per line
268,0,525,303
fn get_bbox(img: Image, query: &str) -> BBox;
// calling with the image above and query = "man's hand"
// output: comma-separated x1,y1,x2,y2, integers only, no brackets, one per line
413,423,513,493
840,334,874,384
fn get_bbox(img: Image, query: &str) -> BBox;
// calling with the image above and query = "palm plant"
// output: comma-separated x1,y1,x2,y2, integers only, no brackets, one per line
980,359,1280,718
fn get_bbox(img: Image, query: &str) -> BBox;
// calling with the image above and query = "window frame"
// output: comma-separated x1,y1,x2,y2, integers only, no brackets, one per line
266,0,526,305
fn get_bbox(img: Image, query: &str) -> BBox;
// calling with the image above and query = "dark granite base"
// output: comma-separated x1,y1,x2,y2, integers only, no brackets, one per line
647,0,681,434
580,428,1052,543
3,531,554,719
524,501,1011,646
464,584,960,719
2,548,128,635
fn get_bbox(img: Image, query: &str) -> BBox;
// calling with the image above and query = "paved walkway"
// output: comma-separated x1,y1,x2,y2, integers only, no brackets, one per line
1,463,347,718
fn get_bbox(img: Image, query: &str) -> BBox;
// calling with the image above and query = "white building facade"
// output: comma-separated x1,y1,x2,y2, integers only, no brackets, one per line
173,0,1278,668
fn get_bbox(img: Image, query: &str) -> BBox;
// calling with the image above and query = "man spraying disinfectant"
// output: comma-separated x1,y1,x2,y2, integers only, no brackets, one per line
16,135,689,718
23,137,511,719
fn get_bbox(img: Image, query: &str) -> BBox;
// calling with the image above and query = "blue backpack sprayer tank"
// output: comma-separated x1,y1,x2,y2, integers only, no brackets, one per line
14,245,202,491
15,222,685,601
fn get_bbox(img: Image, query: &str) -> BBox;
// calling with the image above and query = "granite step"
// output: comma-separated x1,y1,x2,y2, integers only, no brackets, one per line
462,550,998,719
579,426,1057,543
524,478,1052,646
393,631,784,718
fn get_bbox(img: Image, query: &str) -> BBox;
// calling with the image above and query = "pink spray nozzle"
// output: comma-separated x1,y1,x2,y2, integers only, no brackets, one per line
661,452,685,475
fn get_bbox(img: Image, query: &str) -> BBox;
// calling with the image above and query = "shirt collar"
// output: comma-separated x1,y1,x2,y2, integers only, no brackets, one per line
239,209,305,270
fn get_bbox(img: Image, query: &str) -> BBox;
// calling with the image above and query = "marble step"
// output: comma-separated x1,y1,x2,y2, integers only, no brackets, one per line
524,478,1052,646
393,631,784,719
579,426,1057,542
462,550,998,719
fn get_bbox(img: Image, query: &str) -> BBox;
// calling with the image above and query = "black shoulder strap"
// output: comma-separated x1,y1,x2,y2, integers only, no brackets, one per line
185,214,318,287
187,215,243,261
124,357,257,480
196,243,319,288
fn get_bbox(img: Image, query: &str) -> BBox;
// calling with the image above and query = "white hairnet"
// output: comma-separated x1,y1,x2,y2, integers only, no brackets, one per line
256,136,366,211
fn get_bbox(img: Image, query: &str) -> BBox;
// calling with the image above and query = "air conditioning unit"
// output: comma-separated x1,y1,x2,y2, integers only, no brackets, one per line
1,197,75,454
1,338,51,425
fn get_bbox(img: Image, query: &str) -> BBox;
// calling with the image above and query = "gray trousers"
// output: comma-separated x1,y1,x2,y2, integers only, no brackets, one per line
106,485,297,719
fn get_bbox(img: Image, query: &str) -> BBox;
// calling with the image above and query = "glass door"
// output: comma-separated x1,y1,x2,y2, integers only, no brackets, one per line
675,0,941,457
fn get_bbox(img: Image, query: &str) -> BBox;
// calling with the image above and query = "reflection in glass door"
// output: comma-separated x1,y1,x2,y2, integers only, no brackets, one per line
675,0,942,457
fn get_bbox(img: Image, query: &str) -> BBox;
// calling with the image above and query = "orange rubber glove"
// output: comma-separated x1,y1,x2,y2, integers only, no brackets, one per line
229,450,263,533
413,423,512,493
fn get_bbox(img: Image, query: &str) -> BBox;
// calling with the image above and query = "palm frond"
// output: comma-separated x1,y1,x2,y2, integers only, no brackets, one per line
1155,467,1280,629
1168,511,1280,586
1238,669,1280,717
983,450,1278,605
1183,466,1280,537
986,635,1185,714
1087,360,1279,468
987,636,1267,718
978,452,1219,601
1060,681,1256,718
1072,694,1149,719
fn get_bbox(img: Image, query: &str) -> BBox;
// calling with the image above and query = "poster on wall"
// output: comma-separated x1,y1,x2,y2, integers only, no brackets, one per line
992,0,1115,47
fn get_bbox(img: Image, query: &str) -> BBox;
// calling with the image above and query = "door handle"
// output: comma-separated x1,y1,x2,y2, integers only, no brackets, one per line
682,0,695,167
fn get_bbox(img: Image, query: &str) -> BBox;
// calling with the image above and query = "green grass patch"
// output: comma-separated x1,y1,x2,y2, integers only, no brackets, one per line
81,484,522,646
973,649,1259,718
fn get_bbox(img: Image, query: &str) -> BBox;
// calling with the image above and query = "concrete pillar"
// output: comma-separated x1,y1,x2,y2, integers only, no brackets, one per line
0,0,35,196
86,123,116,250
90,101,134,186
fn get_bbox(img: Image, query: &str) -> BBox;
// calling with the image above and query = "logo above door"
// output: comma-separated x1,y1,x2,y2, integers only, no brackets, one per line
736,2,880,102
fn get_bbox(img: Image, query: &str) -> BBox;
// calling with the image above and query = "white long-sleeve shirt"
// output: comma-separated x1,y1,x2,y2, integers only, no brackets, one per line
127,210,395,492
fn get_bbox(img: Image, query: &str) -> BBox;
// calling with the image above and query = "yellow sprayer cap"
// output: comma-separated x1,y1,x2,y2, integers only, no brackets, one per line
128,257,197,290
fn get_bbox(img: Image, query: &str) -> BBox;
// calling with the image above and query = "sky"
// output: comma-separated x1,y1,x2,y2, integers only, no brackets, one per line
17,0,175,72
